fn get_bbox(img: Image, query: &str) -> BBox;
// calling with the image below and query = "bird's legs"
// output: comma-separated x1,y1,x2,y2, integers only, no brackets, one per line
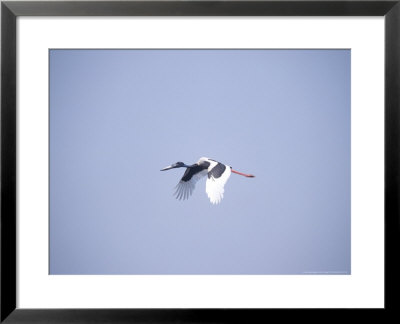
231,169,255,178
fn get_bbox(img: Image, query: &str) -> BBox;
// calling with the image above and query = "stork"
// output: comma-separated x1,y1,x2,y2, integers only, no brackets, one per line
161,157,254,204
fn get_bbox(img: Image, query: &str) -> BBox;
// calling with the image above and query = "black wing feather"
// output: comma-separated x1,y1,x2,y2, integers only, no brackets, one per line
208,163,226,179
181,164,209,182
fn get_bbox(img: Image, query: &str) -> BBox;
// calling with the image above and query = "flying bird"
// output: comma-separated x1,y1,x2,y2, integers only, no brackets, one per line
161,157,255,204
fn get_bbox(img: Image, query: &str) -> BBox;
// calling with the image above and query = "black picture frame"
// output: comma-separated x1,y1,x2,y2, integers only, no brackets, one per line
1,0,399,322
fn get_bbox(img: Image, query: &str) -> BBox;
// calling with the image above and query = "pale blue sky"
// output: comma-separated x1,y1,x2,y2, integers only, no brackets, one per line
50,49,350,274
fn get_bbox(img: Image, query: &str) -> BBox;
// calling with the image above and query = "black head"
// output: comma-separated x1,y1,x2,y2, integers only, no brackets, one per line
174,162,185,167
160,161,190,171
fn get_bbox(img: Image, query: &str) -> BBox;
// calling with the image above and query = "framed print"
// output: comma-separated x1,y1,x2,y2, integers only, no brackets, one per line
1,0,399,322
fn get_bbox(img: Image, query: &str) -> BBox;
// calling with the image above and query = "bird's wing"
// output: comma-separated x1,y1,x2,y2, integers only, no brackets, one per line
174,165,208,201
206,163,231,204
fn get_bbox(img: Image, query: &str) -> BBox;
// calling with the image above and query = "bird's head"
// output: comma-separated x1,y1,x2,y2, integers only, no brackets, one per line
160,161,190,171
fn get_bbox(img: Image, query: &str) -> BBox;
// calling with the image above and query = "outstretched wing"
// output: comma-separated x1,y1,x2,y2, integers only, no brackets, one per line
206,163,231,204
174,165,208,200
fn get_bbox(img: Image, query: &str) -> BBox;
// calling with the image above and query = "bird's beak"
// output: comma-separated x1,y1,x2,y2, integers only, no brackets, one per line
160,165,175,171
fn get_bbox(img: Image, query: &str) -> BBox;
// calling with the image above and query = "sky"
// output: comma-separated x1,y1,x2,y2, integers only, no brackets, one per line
49,49,350,274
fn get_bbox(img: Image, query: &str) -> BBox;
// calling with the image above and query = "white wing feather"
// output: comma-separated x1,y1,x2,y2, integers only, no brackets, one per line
206,167,231,204
174,169,208,201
